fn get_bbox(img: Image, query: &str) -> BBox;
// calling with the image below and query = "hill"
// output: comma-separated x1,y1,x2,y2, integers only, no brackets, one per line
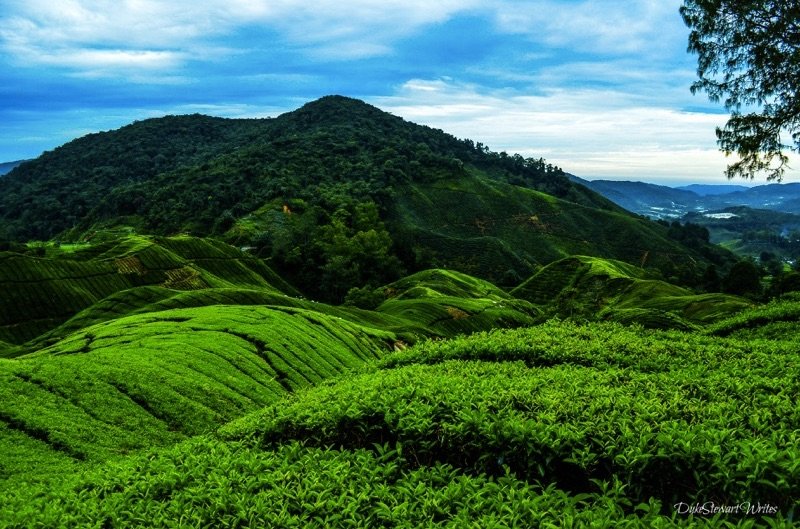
0,234,548,488
579,178,800,219
0,303,394,484
571,178,700,219
681,206,800,261
0,96,736,301
512,255,750,329
0,234,298,352
676,183,751,195
3,316,798,526
0,235,548,359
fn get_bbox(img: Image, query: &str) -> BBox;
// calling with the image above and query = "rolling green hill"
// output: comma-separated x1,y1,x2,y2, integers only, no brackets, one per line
0,304,394,486
374,269,542,338
0,234,298,350
2,318,797,527
0,236,547,491
512,255,750,329
0,96,736,302
1,94,786,526
0,234,547,359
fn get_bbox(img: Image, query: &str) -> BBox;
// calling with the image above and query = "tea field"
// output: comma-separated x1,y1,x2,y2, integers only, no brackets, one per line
0,234,796,527
1,308,798,526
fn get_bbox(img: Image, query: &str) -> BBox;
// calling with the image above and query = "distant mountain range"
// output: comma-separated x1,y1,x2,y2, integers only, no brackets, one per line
0,159,27,176
571,176,800,218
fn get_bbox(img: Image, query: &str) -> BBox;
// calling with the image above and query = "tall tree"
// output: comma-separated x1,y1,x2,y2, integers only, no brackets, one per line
681,1,800,180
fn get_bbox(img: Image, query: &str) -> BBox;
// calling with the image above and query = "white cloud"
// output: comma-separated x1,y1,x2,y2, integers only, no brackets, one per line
373,79,800,184
0,0,484,74
493,0,685,57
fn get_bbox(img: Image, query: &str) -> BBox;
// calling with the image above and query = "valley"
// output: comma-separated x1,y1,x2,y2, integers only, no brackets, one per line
576,177,800,264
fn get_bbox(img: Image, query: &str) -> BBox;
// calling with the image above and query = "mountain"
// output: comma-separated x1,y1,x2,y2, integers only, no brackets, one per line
571,178,700,218
578,178,800,218
1,96,796,525
676,183,750,195
0,96,735,301
0,160,27,176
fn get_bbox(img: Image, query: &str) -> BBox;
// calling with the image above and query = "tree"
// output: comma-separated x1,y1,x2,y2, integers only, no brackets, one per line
681,1,800,180
722,260,762,297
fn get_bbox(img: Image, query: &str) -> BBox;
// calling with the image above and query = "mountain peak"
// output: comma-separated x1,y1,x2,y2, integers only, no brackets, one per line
283,95,397,129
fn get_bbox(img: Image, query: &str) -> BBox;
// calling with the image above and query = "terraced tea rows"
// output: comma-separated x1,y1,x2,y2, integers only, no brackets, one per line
0,235,297,350
512,255,750,328
0,305,393,484
220,319,800,522
2,314,797,527
375,269,542,337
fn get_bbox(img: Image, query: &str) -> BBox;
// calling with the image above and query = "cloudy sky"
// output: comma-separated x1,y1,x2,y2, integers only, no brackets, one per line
1,0,796,185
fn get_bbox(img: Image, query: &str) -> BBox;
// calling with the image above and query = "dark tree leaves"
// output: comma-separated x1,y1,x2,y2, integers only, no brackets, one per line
681,1,800,180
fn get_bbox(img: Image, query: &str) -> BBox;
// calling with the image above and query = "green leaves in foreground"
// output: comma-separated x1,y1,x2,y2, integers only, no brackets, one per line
221,321,800,516
2,318,799,527
0,438,744,529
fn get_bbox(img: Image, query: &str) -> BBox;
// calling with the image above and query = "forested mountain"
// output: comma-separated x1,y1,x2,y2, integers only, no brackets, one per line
0,96,735,301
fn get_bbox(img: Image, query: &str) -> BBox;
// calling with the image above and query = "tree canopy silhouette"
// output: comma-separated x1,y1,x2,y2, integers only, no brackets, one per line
681,1,800,180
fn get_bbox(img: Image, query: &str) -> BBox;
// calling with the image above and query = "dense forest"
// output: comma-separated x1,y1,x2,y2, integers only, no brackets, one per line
0,96,736,302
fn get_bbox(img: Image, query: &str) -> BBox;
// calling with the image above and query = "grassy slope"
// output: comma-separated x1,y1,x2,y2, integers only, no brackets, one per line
0,235,298,350
1,237,544,358
392,171,734,286
0,304,393,486
375,269,542,338
2,318,797,527
512,255,750,329
705,293,800,340
0,239,547,488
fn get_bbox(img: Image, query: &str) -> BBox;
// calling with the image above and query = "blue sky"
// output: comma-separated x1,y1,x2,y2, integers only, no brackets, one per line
1,0,796,185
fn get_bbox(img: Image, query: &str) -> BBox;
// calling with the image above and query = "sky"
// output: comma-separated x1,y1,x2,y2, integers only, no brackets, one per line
1,0,797,186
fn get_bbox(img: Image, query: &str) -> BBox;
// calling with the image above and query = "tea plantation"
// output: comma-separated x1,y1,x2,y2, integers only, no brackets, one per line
0,235,796,527
1,313,798,527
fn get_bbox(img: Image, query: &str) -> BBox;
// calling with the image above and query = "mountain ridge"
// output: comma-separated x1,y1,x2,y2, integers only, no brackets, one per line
0,96,735,300
576,177,800,218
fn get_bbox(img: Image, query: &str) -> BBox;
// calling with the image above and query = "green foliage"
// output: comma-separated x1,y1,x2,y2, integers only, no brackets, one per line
706,295,800,340
4,316,799,526
722,260,763,298
0,96,735,298
256,200,405,303
681,1,800,180
682,206,800,264
221,320,799,519
344,285,385,310
512,256,749,328
373,269,542,338
1,438,726,529
0,305,393,485
0,115,267,241
0,234,298,349
1,283,797,525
